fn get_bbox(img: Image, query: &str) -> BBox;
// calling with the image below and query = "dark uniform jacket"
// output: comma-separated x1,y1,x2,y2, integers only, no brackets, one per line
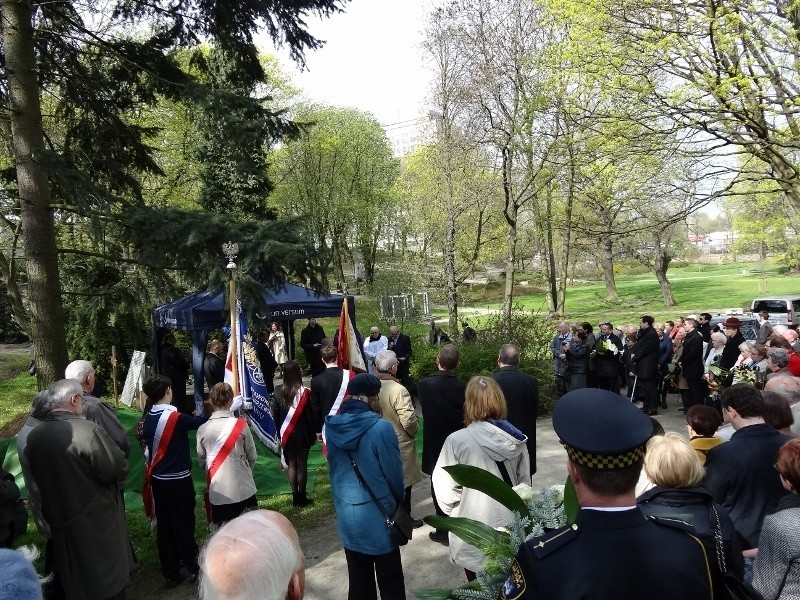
702,423,792,548
501,508,712,600
491,366,538,476
310,366,347,434
632,326,659,380
680,329,706,380
417,370,466,475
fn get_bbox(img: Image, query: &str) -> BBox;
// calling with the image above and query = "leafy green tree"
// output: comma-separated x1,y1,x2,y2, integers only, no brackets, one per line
271,105,399,286
0,0,346,385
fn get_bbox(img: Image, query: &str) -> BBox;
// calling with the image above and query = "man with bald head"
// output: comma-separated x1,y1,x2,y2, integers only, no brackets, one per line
199,510,305,600
764,374,800,437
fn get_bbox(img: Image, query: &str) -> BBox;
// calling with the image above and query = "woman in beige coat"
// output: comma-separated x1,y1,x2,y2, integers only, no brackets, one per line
374,349,423,524
197,383,258,525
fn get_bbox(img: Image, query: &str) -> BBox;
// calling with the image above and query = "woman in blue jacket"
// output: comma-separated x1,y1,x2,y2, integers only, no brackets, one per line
325,373,406,600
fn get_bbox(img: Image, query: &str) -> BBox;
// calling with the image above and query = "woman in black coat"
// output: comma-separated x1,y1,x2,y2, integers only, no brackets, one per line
637,433,743,599
565,329,590,391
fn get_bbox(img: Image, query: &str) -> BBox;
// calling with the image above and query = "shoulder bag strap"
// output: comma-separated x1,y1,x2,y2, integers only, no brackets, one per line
495,460,514,486
346,450,392,522
708,501,727,574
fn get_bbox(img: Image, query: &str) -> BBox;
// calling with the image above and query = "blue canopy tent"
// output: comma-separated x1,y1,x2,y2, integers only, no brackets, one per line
152,282,355,404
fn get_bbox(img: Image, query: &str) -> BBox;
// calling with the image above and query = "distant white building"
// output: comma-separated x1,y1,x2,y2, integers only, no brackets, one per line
688,230,738,253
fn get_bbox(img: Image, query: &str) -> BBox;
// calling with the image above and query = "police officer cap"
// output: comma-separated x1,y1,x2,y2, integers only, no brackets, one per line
346,373,382,396
553,388,653,469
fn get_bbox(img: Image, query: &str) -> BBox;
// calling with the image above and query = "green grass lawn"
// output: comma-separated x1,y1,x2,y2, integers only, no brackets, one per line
470,262,800,323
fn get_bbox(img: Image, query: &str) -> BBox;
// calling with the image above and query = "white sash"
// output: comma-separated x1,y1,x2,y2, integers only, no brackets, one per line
206,417,238,482
150,406,175,462
321,370,352,450
280,385,308,441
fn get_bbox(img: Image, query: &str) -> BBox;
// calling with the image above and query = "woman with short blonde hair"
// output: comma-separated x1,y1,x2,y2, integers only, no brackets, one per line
432,375,528,581
643,432,705,488
463,377,507,426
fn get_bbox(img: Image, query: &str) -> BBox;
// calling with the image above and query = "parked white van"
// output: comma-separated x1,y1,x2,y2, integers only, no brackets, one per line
750,297,800,326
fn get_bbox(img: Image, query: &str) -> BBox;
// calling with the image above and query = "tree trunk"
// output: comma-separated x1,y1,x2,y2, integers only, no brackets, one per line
601,238,620,302
444,204,459,337
654,264,677,306
544,186,559,317
2,0,68,387
501,147,516,335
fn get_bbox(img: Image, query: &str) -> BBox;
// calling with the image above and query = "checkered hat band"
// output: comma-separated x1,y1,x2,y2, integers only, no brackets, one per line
565,444,645,469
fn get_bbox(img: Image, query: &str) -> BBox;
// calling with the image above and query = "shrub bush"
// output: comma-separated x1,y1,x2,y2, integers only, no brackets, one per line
408,306,558,415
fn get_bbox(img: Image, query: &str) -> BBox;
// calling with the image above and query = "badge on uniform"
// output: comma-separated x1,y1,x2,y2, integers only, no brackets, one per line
501,558,526,599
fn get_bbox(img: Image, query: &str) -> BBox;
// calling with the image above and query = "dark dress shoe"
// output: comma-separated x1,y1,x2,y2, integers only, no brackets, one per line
412,518,424,529
429,530,449,545
660,400,667,409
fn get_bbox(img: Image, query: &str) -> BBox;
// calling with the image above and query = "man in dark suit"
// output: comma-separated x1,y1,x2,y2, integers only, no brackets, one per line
677,317,706,411
203,339,225,391
387,325,412,387
491,344,537,478
300,319,326,376
309,342,349,437
703,384,792,552
594,322,623,393
417,344,466,545
631,315,660,415
160,333,191,413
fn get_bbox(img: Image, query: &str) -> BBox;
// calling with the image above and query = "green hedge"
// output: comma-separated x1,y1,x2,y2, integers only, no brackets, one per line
408,307,557,415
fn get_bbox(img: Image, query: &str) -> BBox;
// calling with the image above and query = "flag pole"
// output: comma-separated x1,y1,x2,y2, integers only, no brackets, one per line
223,241,240,395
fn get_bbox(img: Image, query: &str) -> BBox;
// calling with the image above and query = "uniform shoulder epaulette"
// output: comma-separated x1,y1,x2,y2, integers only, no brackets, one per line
530,522,580,558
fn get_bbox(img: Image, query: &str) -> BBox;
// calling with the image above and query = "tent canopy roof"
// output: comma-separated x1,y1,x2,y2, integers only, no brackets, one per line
153,282,351,331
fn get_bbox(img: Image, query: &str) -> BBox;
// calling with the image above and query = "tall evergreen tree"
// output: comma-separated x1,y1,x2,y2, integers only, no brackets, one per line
0,0,346,386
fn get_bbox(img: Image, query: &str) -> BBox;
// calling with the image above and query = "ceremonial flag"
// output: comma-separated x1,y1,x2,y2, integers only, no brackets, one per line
225,301,279,452
337,298,366,372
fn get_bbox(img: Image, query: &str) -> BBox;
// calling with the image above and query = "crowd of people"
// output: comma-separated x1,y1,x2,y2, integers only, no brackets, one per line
3,313,800,600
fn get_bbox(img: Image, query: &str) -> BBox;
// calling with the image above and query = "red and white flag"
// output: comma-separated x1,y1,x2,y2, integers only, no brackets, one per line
337,298,366,372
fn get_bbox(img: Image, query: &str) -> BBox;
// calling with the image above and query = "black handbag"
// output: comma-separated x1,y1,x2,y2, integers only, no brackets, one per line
346,451,413,545
709,503,762,600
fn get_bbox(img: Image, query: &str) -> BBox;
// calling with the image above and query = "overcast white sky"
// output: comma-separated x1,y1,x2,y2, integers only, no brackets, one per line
257,0,436,125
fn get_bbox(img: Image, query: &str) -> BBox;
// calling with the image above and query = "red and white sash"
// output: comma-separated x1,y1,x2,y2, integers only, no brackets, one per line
280,386,311,468
203,417,246,523
143,407,180,520
322,369,355,456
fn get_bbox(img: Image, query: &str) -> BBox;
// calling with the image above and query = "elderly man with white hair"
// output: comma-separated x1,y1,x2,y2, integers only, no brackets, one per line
25,379,132,600
65,359,130,456
199,510,305,600
374,349,423,526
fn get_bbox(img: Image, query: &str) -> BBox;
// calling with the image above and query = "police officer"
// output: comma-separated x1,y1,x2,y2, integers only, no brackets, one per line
501,389,713,600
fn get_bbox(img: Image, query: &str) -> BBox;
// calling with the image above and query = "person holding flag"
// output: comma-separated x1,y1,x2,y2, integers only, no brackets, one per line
336,297,367,373
274,361,317,507
141,375,208,589
196,383,257,526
